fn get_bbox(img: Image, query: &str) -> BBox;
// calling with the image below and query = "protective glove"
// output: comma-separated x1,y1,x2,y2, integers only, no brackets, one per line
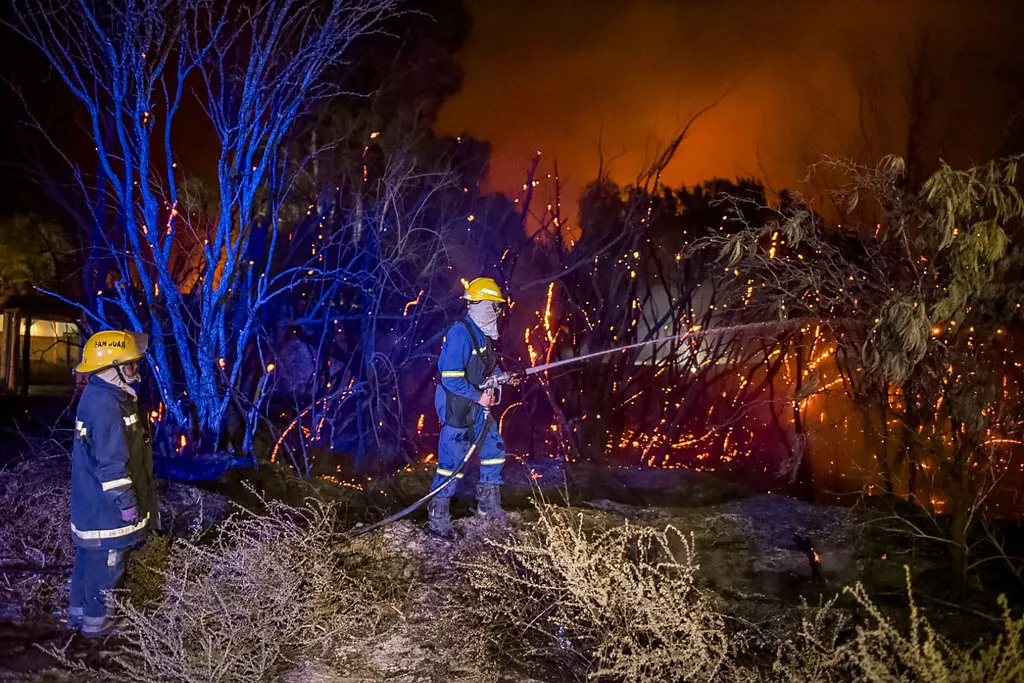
120,506,138,524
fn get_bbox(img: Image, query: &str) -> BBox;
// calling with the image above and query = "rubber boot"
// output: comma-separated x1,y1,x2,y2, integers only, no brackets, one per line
428,497,456,540
476,483,506,519
81,614,119,639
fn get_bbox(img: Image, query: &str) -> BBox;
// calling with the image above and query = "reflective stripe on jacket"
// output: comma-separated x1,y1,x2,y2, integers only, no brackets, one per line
436,318,498,429
70,376,157,549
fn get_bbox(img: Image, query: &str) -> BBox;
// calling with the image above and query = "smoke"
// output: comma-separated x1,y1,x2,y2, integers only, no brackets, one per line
436,0,1024,216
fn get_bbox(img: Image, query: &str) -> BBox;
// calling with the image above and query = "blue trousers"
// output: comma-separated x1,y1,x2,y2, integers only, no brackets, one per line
69,545,130,618
431,410,506,499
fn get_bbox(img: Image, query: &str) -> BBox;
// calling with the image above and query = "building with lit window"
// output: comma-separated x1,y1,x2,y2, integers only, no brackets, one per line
0,295,81,397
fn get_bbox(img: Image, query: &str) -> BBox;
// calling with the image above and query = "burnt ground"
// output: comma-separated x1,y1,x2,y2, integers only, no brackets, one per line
1,442,1021,681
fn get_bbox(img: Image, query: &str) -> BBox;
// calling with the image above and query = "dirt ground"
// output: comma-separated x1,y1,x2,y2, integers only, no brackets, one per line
0,456,1014,682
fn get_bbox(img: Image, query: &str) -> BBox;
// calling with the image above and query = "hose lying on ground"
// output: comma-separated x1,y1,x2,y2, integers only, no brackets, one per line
346,414,495,538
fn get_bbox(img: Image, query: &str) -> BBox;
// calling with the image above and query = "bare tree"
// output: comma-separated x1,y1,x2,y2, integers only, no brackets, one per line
9,0,399,452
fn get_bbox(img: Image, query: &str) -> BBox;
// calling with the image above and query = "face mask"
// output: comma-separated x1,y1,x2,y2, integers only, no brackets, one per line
119,362,143,384
96,364,140,397
468,301,501,339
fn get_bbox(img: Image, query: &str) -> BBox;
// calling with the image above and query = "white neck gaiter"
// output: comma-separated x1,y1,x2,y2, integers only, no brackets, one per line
96,367,138,398
468,301,500,339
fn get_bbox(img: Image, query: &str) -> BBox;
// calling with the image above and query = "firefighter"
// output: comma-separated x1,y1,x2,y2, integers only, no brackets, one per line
67,330,157,637
428,277,515,539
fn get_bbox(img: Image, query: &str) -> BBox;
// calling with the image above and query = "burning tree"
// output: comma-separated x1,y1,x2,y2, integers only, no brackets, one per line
9,0,400,453
705,155,1024,583
500,137,806,479
532,176,781,467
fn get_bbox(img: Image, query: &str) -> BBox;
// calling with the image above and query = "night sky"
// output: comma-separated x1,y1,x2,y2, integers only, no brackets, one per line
436,0,1024,215
1,0,1022,222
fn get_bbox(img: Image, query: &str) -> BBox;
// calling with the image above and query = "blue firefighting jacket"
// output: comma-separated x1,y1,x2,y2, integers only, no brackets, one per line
70,376,157,549
435,317,499,429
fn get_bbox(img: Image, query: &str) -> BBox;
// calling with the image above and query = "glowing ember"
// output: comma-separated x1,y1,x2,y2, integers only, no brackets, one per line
403,290,425,316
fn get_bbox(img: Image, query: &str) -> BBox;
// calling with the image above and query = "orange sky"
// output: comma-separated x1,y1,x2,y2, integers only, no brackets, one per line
436,0,1024,223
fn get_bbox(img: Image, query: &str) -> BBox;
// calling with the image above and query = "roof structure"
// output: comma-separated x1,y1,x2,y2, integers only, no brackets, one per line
0,294,80,321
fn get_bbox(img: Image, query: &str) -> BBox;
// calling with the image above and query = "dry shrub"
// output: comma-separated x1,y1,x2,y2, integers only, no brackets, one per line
99,496,413,683
0,447,73,619
775,567,1024,682
464,496,749,682
125,533,171,613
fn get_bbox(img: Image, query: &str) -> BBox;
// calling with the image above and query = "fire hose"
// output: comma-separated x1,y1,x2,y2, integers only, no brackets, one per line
347,407,498,538
347,318,822,537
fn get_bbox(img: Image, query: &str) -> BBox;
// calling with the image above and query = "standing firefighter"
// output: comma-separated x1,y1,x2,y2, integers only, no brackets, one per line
428,277,516,539
67,331,157,637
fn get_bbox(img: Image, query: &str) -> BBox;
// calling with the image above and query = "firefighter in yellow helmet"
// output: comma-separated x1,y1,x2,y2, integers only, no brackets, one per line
67,331,157,637
428,277,512,539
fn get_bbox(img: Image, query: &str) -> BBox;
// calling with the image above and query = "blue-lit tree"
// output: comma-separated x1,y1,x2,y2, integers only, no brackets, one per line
10,0,399,452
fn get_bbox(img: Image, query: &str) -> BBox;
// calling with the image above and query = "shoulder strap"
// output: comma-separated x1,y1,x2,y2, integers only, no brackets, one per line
457,318,483,349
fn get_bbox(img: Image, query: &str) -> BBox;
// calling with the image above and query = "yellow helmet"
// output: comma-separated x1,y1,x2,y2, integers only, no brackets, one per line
464,277,506,303
75,330,149,375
